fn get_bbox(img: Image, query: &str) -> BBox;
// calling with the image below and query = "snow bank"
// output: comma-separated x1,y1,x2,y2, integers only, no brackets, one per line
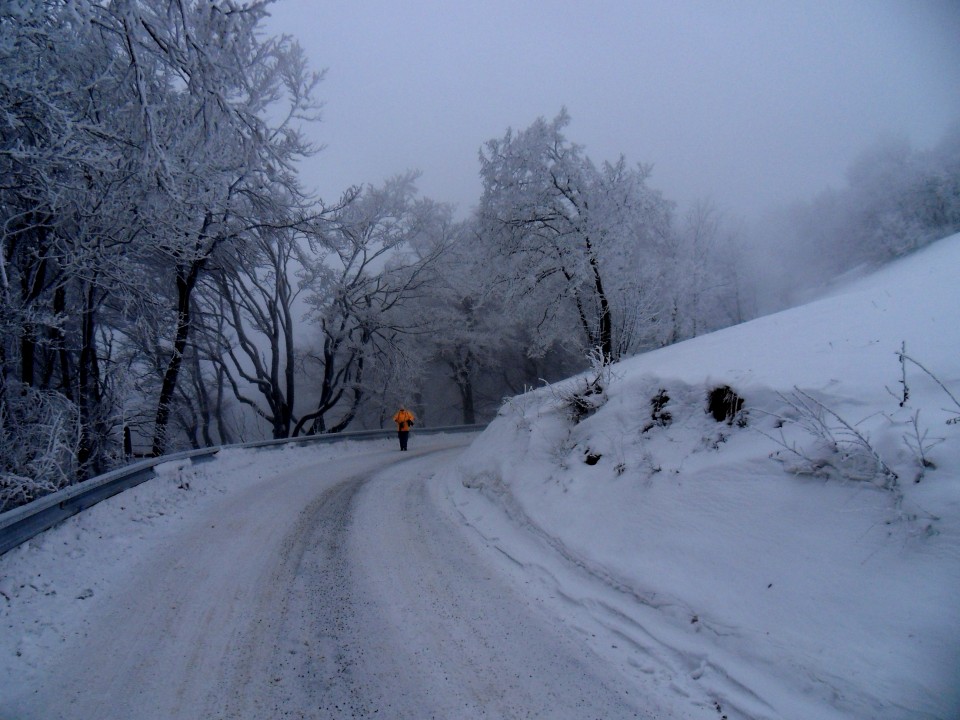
443,235,960,719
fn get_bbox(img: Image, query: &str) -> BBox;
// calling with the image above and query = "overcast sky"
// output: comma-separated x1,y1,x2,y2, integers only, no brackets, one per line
264,0,960,221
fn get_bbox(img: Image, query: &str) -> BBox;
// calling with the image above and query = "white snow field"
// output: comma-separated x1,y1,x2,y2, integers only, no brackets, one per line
1,234,959,719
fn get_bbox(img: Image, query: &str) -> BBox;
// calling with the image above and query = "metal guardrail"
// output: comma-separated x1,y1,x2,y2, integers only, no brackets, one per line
0,424,483,556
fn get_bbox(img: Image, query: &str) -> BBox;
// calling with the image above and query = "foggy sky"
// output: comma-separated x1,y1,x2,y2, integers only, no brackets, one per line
265,0,960,221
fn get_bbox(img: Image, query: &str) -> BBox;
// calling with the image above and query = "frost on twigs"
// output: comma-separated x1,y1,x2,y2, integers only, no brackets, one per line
902,410,942,483
499,386,544,431
892,342,960,426
0,386,80,512
886,342,956,482
763,344,958,501
563,379,606,424
763,388,900,495
554,347,615,424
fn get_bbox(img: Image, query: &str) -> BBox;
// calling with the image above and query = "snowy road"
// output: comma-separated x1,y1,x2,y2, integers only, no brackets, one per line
5,436,646,719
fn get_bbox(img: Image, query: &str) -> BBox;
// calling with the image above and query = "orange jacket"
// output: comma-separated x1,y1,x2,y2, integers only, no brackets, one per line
393,408,415,431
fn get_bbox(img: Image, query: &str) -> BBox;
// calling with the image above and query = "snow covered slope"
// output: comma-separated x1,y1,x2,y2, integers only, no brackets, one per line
441,233,960,720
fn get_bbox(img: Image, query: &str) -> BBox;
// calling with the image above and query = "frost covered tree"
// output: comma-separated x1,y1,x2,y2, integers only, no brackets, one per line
0,0,153,496
656,201,747,346
770,126,960,297
413,221,514,424
195,183,356,441
93,0,323,454
0,0,325,505
198,222,308,441
294,174,452,435
477,109,672,363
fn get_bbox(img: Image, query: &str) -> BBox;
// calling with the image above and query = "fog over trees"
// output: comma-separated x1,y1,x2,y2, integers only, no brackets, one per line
2,1,958,510
747,124,960,312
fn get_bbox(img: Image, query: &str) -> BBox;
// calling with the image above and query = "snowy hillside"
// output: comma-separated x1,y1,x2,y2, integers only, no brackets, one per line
439,234,960,719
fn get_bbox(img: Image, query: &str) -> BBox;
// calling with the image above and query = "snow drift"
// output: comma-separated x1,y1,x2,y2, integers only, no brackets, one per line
441,233,960,719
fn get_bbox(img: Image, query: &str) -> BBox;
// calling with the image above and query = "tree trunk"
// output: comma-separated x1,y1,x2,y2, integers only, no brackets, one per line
450,353,476,425
293,337,344,436
153,262,200,456
18,232,48,388
78,282,103,473
192,351,215,447
327,354,365,433
586,246,613,362
51,285,74,401
214,364,234,445
282,291,296,436
458,376,476,425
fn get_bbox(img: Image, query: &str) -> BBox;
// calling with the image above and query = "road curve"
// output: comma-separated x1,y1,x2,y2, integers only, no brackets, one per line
7,437,648,719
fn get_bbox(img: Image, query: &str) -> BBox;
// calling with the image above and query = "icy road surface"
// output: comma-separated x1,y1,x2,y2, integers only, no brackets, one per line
5,436,647,719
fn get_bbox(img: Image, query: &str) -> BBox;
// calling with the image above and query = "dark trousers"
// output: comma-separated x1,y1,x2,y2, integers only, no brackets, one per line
398,430,409,451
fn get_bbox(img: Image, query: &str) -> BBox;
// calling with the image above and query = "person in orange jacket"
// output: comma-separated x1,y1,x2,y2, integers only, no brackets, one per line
392,406,415,451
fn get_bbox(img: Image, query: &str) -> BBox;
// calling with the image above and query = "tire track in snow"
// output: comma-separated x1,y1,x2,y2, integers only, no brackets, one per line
342,455,651,718
5,437,658,718
218,475,371,718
